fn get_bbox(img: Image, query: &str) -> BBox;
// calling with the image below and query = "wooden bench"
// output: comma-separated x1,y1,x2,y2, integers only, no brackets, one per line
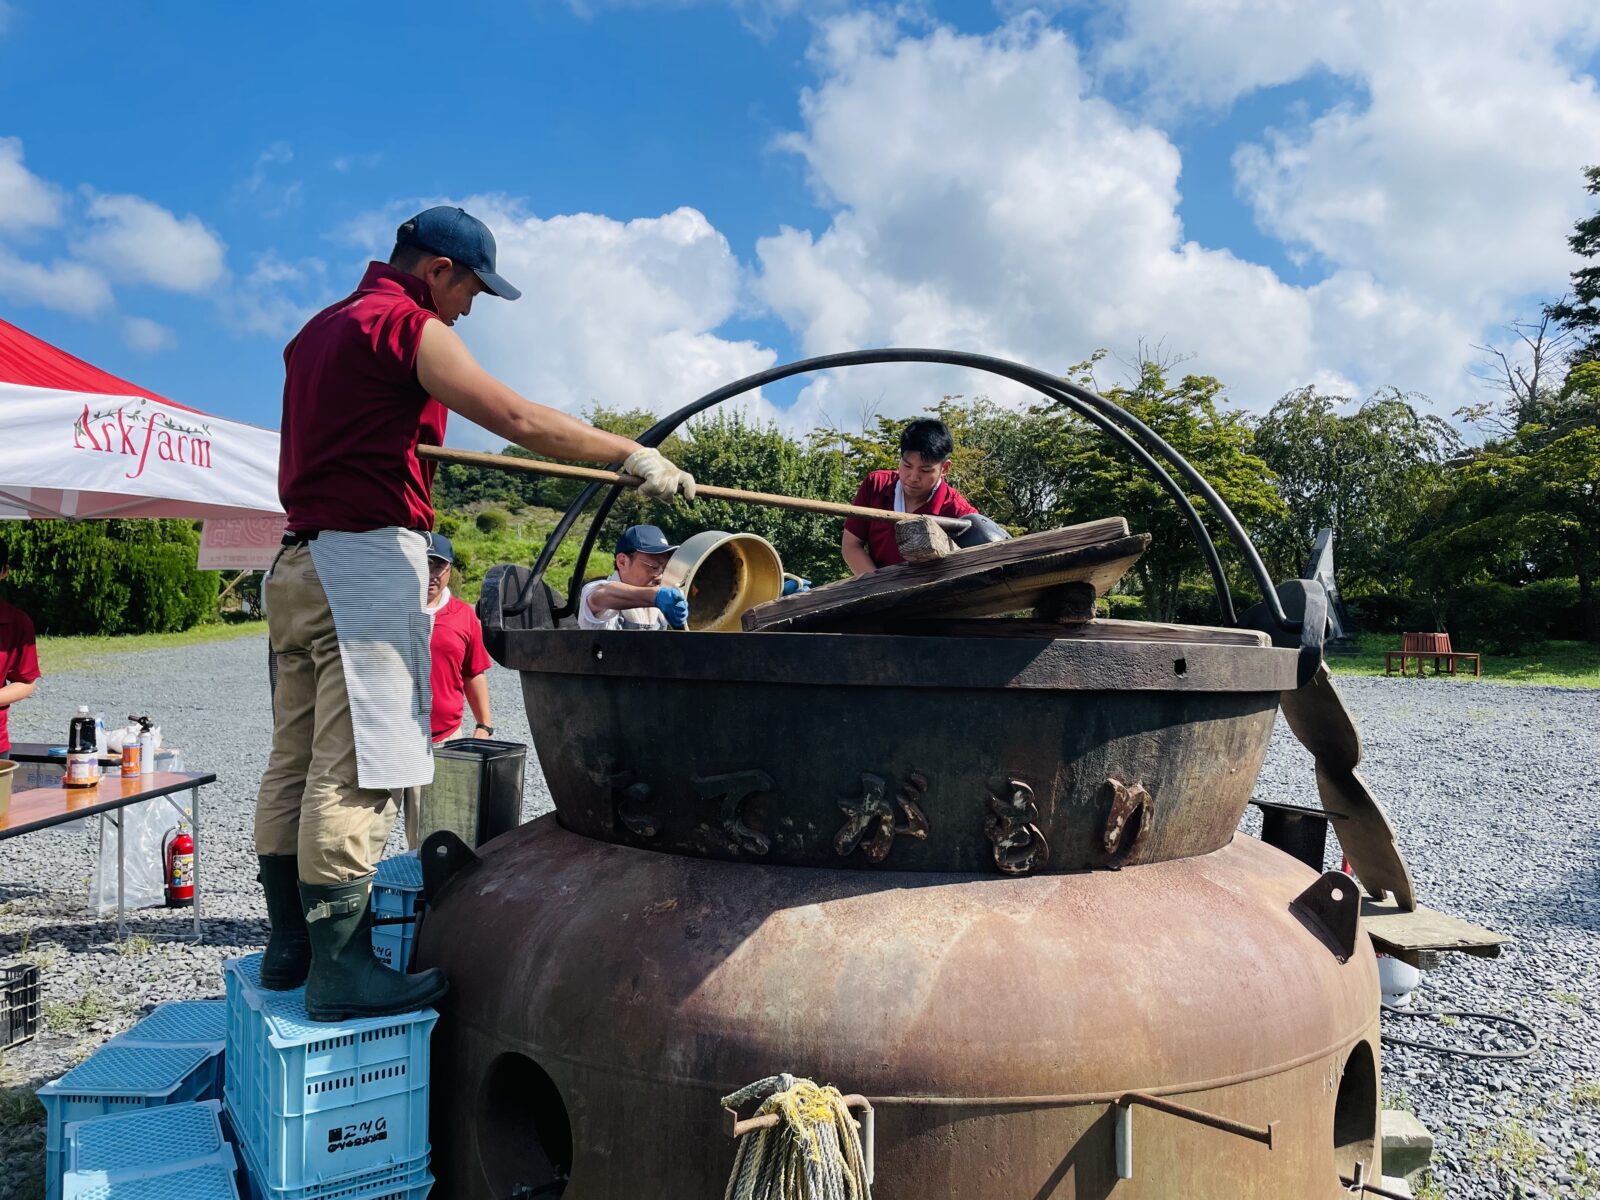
1384,631,1481,678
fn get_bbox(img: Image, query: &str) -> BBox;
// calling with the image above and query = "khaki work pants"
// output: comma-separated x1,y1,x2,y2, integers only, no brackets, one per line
255,544,396,884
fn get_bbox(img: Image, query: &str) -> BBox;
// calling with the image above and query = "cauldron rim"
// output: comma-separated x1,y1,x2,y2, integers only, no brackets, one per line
497,625,1300,694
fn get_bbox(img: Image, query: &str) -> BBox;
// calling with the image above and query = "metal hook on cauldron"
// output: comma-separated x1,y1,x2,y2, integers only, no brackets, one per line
1113,1091,1276,1181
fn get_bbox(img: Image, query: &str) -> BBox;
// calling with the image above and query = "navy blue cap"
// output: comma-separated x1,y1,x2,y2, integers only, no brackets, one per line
426,532,455,564
616,525,678,556
397,206,521,301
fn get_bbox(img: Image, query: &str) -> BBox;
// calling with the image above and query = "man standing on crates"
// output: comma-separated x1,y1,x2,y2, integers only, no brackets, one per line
254,206,695,1021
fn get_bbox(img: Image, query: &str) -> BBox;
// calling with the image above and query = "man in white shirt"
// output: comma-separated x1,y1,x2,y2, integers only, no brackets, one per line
578,525,689,631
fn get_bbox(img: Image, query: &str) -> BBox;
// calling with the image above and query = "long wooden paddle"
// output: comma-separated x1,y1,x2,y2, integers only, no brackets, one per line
416,445,974,532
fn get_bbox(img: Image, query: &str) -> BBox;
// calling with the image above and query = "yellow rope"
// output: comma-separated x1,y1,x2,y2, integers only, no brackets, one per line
722,1074,872,1200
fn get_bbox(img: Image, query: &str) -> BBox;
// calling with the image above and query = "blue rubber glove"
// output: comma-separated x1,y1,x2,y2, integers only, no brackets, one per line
782,576,811,596
654,586,689,629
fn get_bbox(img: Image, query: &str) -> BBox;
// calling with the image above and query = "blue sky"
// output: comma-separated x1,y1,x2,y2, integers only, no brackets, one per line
2,0,1597,442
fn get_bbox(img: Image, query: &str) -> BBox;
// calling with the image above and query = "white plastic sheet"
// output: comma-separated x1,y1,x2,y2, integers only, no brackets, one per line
89,748,187,918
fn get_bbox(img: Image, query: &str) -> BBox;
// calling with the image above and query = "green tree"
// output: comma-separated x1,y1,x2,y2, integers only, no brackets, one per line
1414,363,1600,639
1251,387,1460,592
1045,362,1286,622
1547,165,1600,364
642,411,859,584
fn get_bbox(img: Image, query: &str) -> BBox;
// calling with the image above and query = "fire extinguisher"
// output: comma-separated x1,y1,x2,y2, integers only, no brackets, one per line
163,824,195,908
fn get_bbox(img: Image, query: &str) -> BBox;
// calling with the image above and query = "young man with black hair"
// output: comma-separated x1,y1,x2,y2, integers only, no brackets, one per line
841,417,978,574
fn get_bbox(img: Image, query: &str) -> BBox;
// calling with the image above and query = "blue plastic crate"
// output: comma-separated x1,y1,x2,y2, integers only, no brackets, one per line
39,1045,215,1200
238,1131,430,1200
112,1000,227,1100
117,999,227,1046
371,854,422,973
224,956,281,1129
66,1099,227,1176
64,1160,240,1200
373,853,422,893
223,954,436,1192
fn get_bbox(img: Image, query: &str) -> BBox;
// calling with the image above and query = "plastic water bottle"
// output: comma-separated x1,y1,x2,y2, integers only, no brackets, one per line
94,712,107,755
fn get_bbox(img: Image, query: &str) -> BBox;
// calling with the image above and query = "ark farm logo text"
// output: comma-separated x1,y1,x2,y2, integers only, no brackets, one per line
73,398,213,480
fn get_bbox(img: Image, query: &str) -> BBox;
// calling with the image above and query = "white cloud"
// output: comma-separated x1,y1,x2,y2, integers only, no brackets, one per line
349,198,780,446
757,19,1329,414
331,152,383,174
564,0,861,36
239,141,303,217
752,12,1597,424
0,246,112,315
71,192,227,293
0,136,64,233
220,251,332,338
121,315,178,353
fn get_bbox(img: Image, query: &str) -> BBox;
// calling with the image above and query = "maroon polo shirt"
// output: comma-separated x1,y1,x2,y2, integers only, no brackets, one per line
428,594,492,740
843,468,977,568
279,262,447,533
0,599,41,753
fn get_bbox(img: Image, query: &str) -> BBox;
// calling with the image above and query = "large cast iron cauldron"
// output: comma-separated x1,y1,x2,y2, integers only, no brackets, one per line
418,350,1382,1198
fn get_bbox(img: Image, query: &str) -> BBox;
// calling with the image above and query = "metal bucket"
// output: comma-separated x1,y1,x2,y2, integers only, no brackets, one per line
660,531,785,632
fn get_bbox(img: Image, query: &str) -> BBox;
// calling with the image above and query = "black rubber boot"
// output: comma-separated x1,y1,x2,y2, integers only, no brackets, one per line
257,855,310,990
299,876,448,1022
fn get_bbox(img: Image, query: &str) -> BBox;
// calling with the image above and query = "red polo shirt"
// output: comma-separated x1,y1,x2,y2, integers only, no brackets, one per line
429,594,492,740
279,262,447,533
0,599,42,753
844,469,977,568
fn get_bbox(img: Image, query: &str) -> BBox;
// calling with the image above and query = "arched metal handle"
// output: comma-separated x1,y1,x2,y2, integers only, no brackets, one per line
512,349,1294,633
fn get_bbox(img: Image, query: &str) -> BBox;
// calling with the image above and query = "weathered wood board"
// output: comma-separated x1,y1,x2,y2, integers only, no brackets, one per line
882,617,1272,646
743,518,1144,633
1360,897,1508,968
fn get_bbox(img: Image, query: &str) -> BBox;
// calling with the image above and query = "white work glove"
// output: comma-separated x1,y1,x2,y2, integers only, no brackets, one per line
623,447,697,502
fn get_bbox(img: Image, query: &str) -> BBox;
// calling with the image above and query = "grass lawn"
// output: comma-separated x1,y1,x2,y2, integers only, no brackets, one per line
37,619,266,673
1326,632,1600,689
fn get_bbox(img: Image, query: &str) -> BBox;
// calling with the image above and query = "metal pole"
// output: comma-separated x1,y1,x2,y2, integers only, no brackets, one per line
1116,1101,1133,1180
1115,1092,1275,1147
114,809,126,942
190,786,202,943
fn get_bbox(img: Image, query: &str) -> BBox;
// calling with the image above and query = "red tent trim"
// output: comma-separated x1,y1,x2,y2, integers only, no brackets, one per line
0,315,203,413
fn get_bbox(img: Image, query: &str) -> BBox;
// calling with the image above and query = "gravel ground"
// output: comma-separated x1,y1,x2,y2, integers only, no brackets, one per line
0,635,1595,1198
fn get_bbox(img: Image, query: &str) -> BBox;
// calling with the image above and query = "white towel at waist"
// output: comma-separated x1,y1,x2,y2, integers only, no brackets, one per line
308,528,434,790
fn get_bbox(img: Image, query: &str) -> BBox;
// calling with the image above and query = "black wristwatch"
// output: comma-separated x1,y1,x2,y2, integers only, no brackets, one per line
475,723,495,736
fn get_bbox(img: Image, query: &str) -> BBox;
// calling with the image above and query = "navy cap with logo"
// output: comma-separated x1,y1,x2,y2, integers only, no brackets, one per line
397,206,521,301
425,532,455,564
616,525,678,556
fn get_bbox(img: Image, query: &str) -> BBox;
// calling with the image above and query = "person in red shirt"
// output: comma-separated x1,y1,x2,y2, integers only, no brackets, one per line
386,534,494,849
255,206,696,1022
841,418,980,573
0,543,42,754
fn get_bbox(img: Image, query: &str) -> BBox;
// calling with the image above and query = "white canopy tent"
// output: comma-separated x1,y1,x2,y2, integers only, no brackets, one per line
0,316,285,566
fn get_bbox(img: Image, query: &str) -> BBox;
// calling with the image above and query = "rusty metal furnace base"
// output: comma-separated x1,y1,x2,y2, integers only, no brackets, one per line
417,817,1382,1198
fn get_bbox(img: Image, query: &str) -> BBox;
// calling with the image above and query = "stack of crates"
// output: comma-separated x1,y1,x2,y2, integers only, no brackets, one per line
222,953,435,1200
370,854,423,973
59,1100,239,1199
38,1044,218,1200
110,999,227,1100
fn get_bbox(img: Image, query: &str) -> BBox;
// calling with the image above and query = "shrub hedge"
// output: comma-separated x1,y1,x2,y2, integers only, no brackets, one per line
1,520,219,635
